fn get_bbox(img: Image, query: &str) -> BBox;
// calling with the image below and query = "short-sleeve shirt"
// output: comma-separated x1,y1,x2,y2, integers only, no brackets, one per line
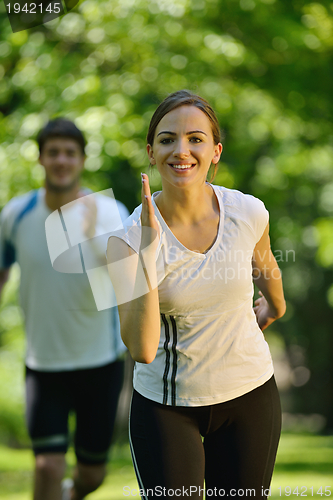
0,188,128,371
114,184,274,406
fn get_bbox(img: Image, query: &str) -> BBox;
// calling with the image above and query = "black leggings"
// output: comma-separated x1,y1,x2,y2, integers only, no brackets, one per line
129,376,281,499
26,360,124,464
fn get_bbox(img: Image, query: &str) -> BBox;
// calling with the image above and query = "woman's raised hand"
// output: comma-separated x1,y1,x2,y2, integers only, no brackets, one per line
140,173,159,252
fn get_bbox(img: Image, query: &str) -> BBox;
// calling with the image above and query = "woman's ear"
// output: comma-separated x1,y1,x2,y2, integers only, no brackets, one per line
212,143,223,164
147,144,156,165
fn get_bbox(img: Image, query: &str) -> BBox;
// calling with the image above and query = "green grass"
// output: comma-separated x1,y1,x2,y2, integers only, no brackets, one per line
270,435,333,499
0,434,332,500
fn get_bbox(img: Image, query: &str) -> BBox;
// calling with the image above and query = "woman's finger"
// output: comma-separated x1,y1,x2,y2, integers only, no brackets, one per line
140,173,158,234
141,173,151,223
141,174,152,204
254,296,263,306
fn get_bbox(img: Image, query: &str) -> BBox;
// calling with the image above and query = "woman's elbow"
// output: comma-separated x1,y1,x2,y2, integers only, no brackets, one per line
130,347,156,364
122,337,157,364
134,353,156,364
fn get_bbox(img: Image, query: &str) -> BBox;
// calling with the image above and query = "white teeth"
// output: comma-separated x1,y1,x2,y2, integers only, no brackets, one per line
171,164,193,170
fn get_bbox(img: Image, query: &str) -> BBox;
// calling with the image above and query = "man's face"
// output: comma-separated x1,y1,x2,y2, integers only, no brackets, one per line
39,138,85,193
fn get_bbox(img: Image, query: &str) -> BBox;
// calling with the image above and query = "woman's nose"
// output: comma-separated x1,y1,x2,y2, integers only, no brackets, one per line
172,139,190,158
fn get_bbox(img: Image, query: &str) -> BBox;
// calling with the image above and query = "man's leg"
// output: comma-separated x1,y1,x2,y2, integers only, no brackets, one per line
25,367,71,500
34,453,66,500
71,462,106,500
70,360,125,499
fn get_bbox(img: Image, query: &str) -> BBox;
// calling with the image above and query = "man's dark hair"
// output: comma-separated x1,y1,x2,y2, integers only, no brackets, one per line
37,118,86,155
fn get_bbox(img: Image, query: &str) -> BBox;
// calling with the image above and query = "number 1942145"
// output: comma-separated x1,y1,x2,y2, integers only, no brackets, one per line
6,3,61,14
277,487,331,497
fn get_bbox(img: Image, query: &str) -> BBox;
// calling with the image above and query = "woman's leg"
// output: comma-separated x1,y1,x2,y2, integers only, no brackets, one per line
204,377,281,499
129,391,206,499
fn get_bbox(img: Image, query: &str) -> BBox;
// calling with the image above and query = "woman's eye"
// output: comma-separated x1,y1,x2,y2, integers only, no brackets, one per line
160,138,173,144
190,137,202,143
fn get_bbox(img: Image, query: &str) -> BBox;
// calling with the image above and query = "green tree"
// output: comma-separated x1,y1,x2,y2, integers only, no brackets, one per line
1,0,333,439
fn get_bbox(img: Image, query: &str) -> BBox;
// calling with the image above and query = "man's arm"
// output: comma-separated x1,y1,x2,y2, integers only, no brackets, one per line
252,223,286,331
0,268,10,302
79,194,129,267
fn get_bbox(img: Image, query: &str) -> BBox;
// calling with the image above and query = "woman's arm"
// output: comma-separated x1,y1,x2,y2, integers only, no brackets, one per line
107,174,160,364
252,223,286,331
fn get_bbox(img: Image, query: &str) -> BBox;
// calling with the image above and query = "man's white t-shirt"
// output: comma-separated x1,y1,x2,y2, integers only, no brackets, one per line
0,188,128,371
112,184,274,406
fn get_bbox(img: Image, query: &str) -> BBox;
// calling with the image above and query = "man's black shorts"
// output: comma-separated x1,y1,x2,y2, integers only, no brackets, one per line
25,360,124,465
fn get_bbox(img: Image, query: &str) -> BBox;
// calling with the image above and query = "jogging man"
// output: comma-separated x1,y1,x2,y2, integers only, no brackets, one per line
0,118,129,500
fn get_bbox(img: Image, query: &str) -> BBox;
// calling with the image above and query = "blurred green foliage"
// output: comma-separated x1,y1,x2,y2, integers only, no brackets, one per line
1,0,333,441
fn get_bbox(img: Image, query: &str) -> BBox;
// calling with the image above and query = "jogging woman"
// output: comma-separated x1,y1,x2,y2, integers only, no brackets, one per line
107,90,286,499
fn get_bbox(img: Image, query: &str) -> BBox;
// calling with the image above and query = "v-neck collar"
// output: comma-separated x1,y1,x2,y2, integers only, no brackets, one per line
151,183,224,258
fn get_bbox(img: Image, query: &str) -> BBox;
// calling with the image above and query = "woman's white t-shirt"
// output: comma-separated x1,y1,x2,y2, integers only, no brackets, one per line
115,184,274,407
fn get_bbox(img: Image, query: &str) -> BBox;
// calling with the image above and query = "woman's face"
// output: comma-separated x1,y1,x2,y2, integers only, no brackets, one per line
147,105,222,190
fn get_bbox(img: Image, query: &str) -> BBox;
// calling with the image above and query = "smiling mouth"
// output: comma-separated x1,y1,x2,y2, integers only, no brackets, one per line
53,168,71,176
169,163,195,170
